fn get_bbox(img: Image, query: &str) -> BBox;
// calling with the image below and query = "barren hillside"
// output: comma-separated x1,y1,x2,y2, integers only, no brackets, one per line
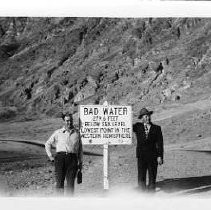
0,17,211,120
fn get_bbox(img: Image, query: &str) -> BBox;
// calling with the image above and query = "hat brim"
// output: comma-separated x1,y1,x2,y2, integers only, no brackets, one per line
138,111,153,119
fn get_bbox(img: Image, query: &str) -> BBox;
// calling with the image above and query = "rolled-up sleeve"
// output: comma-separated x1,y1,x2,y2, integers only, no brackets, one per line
45,131,56,158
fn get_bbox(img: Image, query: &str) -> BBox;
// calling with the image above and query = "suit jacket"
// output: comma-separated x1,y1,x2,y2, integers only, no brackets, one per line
133,122,164,160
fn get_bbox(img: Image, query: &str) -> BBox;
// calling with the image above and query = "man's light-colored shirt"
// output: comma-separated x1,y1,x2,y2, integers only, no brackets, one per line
45,127,83,162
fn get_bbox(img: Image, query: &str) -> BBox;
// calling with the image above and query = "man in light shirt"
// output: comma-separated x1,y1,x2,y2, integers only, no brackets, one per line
45,113,83,195
133,108,164,192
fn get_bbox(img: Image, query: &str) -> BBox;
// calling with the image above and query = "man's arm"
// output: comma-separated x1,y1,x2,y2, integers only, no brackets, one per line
156,126,164,164
45,131,56,161
78,133,83,170
133,123,137,133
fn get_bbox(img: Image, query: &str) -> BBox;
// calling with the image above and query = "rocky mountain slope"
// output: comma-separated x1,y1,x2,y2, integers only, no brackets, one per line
0,17,211,120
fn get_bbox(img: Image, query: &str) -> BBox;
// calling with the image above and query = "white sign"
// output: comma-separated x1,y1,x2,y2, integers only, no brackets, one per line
79,105,132,145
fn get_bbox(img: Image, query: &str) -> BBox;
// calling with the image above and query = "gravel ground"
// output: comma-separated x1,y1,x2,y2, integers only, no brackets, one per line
0,99,211,197
1,140,211,197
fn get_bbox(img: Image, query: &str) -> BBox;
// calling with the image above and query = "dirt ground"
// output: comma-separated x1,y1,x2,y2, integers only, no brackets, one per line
0,98,211,197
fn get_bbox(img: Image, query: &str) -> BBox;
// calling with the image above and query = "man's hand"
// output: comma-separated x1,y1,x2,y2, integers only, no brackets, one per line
49,156,54,162
78,162,82,170
157,157,163,165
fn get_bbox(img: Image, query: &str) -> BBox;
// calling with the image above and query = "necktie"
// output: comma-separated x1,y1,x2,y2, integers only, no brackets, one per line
144,125,149,139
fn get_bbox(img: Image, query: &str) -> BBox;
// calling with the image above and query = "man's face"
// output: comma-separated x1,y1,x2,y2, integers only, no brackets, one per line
141,114,151,124
64,116,73,129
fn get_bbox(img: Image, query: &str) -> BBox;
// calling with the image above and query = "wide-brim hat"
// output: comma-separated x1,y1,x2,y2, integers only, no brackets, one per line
138,108,153,119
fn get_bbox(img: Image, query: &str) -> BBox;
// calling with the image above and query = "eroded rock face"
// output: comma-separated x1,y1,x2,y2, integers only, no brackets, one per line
74,76,97,103
0,17,210,119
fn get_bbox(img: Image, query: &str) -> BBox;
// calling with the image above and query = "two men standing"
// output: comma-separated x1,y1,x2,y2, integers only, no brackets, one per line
45,113,83,195
45,107,163,195
133,108,164,192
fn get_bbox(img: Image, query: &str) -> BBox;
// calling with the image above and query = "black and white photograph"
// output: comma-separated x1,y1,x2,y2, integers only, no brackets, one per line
0,1,211,210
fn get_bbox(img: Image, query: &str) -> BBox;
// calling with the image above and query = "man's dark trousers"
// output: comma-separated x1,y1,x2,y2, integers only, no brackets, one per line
54,152,78,194
133,122,163,192
137,156,158,192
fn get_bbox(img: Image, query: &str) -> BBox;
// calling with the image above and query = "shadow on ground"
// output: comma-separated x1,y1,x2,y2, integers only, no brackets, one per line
157,175,211,194
0,140,103,158
182,149,211,155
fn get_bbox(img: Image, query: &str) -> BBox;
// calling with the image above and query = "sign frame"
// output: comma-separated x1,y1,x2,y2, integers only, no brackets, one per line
79,104,132,145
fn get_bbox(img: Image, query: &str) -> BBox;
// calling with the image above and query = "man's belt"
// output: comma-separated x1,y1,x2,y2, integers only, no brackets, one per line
56,152,76,155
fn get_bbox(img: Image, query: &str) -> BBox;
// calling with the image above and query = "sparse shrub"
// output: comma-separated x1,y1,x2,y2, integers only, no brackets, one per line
45,106,62,117
175,95,181,101
0,106,17,120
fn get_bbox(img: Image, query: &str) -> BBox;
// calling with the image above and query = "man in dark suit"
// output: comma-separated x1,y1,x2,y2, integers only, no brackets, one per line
133,108,164,192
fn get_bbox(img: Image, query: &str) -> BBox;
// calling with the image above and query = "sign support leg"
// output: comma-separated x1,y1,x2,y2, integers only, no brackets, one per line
103,143,109,190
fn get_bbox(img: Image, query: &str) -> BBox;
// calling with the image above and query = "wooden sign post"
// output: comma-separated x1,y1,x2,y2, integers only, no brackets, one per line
79,101,132,190
103,143,109,190
103,100,109,190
